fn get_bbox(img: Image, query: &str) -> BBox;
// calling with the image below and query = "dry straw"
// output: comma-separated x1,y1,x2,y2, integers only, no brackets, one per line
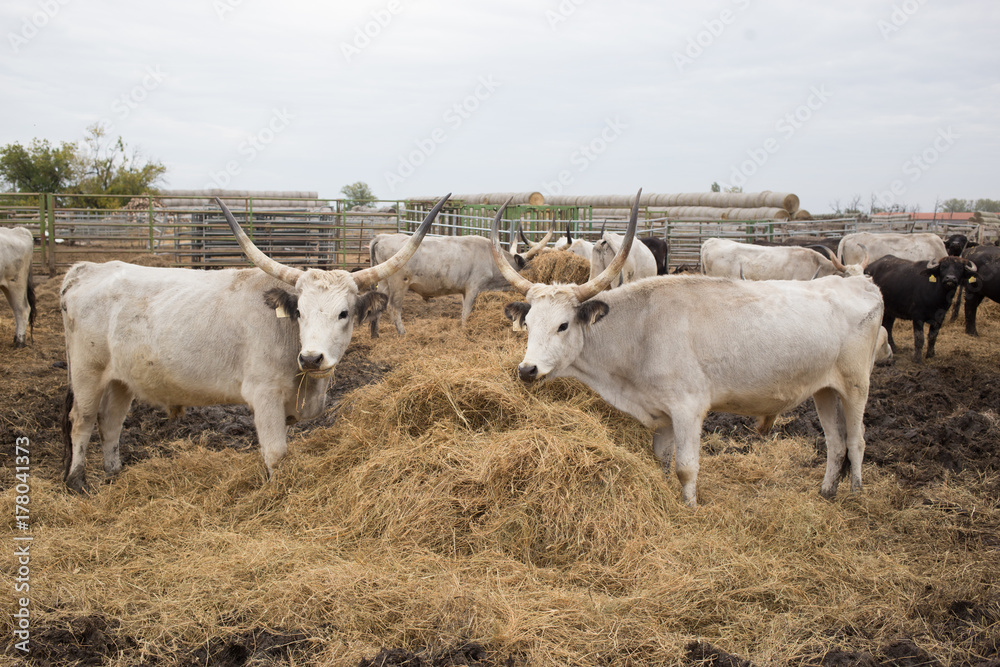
2,273,999,665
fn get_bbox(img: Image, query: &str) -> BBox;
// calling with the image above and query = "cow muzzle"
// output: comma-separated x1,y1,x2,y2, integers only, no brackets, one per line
517,363,541,383
298,352,335,377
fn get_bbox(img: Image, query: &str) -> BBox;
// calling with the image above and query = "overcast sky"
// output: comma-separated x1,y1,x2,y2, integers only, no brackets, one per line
2,0,997,213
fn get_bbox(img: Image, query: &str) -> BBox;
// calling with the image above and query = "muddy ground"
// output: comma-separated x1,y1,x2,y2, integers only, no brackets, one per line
2,265,999,666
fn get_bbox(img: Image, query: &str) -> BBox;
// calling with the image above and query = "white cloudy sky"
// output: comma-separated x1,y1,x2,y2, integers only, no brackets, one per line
2,0,998,212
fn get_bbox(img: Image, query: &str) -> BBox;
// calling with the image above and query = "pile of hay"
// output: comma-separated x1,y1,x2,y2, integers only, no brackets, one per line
4,287,1000,665
520,248,590,285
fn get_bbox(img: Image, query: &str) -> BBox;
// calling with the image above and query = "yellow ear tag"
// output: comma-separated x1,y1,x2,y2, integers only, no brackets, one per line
275,305,290,318
929,275,937,282
968,276,977,283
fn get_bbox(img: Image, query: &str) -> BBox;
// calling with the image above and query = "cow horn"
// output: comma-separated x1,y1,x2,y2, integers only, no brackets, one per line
490,198,535,295
826,247,847,272
926,257,941,270
566,220,573,243
966,259,978,272
352,194,450,289
218,198,304,286
521,221,555,260
572,188,641,302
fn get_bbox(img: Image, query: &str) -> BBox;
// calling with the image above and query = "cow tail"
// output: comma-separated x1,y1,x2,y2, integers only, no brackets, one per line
26,264,36,342
61,386,74,482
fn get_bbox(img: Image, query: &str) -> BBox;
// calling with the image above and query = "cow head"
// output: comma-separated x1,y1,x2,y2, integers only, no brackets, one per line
492,189,640,383
508,221,555,269
925,256,977,290
218,194,449,375
944,234,971,257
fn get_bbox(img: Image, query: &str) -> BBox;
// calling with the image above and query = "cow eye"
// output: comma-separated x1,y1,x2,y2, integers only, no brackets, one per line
338,310,349,320
557,322,569,332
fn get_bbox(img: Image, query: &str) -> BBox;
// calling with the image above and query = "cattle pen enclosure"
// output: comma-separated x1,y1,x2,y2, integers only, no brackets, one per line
2,192,988,275
1,238,999,666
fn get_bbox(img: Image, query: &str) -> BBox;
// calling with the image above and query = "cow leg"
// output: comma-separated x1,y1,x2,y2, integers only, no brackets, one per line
651,423,675,473
1,285,29,348
671,410,705,508
882,316,898,352
251,398,288,477
460,289,481,326
64,381,105,493
386,283,406,336
925,315,946,359
97,380,133,479
815,388,848,499
840,387,867,495
911,320,925,363
964,291,984,336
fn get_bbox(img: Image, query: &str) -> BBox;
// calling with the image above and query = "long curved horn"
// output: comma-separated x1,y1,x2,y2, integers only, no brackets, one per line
352,194,450,289
490,199,535,295
572,188,641,302
218,198,304,286
521,222,555,260
566,220,573,243
815,245,847,272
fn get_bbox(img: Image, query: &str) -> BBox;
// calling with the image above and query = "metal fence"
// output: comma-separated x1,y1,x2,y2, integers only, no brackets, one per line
0,192,986,274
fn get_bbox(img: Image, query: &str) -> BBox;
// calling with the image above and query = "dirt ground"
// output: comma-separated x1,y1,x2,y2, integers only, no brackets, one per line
2,259,999,666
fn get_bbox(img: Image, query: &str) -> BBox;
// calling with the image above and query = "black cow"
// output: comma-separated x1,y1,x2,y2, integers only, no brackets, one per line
956,245,1000,336
639,236,669,275
865,254,978,363
753,236,841,254
944,233,976,257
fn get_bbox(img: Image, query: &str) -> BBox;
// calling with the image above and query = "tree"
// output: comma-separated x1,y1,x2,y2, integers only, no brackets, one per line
710,181,721,192
0,138,79,197
844,195,863,215
72,123,166,208
724,185,743,193
972,198,1000,213
341,181,376,208
0,124,166,208
940,198,970,214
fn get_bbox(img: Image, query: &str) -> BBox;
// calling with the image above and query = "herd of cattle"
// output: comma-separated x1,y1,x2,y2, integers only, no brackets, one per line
1,192,997,506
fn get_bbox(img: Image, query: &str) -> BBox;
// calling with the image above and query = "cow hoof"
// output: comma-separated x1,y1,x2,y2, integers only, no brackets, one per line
819,486,838,501
13,338,26,349
65,476,88,494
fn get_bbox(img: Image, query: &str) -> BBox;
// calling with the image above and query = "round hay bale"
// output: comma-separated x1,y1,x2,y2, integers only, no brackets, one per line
792,209,812,220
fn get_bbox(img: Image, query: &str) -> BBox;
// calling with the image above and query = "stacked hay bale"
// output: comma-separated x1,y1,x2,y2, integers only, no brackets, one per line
411,192,545,206
543,191,800,221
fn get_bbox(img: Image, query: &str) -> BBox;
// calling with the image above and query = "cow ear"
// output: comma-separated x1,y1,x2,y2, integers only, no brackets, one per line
513,255,527,270
264,288,299,320
504,301,530,331
355,291,388,324
577,300,609,326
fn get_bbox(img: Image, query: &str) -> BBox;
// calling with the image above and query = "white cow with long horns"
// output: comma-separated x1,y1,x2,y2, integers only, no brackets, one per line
60,195,450,492
492,190,885,507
